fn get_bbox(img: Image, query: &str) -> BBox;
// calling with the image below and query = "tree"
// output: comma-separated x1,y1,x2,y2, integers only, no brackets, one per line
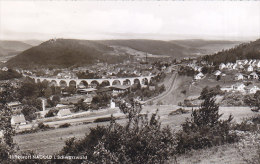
74,99,89,112
44,87,52,98
21,105,37,122
19,81,38,98
216,75,221,81
244,90,260,111
0,105,15,163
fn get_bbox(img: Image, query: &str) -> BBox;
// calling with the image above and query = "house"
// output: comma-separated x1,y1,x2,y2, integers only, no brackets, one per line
249,72,259,79
194,66,202,72
57,109,71,117
256,61,260,68
214,70,221,76
239,65,244,69
109,85,130,96
232,83,246,92
221,87,233,92
1,67,8,71
236,60,244,65
228,63,234,70
248,60,253,65
77,88,97,94
249,86,260,94
149,86,156,91
219,63,226,70
7,101,22,111
232,63,237,70
11,114,26,125
194,72,204,80
110,100,116,108
0,130,3,138
56,104,69,109
235,73,244,80
247,65,254,72
252,60,257,67
83,97,93,105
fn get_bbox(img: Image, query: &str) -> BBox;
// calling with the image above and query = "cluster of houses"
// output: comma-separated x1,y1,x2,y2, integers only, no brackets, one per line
192,59,260,81
8,84,127,128
219,59,260,72
186,63,205,80
221,83,260,94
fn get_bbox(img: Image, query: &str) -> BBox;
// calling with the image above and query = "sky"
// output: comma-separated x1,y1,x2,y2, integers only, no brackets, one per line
0,1,260,41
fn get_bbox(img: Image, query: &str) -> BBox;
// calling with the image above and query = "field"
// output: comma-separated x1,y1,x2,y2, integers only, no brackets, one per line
14,105,257,157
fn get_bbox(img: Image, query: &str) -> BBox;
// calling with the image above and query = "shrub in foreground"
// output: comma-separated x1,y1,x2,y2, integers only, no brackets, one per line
54,100,176,164
176,86,238,153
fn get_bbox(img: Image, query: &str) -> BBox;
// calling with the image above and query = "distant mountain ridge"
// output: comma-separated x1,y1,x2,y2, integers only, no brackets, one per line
0,40,32,56
170,39,241,55
5,38,243,68
98,39,198,58
22,40,43,46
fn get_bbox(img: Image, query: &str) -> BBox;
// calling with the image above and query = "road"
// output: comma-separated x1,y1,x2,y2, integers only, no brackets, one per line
145,72,178,104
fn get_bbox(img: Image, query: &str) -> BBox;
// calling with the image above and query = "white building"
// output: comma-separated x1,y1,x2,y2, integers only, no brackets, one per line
214,70,221,76
232,83,246,92
232,63,237,70
221,87,233,92
194,72,204,80
1,67,8,71
110,100,116,108
256,61,260,68
249,86,260,94
7,101,22,111
219,63,226,70
11,114,26,126
249,72,259,79
247,65,254,72
57,109,71,117
235,73,244,80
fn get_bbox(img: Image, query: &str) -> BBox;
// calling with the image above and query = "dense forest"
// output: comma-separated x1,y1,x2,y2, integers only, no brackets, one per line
202,39,260,65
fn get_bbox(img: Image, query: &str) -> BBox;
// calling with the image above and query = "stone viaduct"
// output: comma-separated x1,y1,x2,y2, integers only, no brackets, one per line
27,75,155,88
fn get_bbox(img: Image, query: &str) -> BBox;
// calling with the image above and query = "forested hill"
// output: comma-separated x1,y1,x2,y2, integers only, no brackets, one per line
6,39,125,68
171,39,241,55
202,39,260,65
98,39,199,58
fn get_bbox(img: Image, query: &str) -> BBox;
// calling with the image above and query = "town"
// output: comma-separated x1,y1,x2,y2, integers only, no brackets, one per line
0,57,171,133
1,1,260,163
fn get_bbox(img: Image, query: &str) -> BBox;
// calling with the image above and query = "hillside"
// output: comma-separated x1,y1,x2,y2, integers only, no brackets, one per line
99,39,200,58
171,39,241,55
6,39,125,68
22,40,43,46
202,39,260,65
0,40,32,56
